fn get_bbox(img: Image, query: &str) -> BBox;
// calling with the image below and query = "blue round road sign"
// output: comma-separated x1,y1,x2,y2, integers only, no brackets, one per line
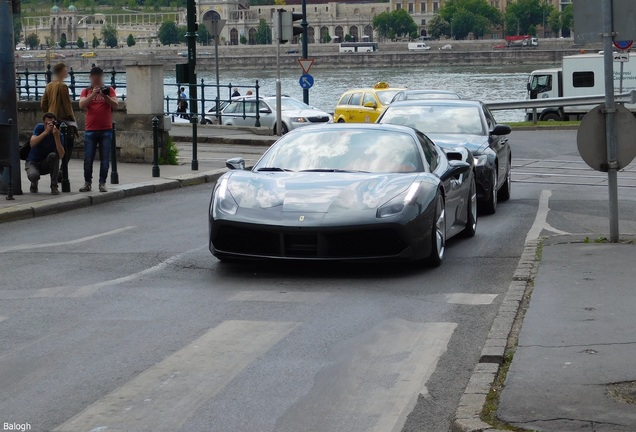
613,40,633,50
299,73,314,89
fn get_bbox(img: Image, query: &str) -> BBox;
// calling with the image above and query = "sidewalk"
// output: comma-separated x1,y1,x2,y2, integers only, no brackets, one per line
169,123,277,146
0,158,225,224
498,239,636,431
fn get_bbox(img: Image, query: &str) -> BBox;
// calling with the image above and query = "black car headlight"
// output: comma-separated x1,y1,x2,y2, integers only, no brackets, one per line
473,154,488,166
212,178,239,217
376,182,421,218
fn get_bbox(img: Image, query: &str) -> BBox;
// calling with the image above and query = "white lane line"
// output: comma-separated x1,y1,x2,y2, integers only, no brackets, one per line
36,246,205,298
276,320,456,432
445,293,498,305
53,320,298,432
229,290,330,303
525,190,569,243
0,226,137,254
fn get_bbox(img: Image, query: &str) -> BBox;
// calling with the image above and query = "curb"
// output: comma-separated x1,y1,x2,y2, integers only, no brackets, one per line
171,136,276,147
451,239,542,432
0,168,226,224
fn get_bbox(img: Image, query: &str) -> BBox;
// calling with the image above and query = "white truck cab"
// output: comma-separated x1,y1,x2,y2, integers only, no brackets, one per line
526,53,636,121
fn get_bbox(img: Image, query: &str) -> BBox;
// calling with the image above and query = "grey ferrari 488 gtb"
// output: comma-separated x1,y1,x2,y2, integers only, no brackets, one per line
209,124,477,266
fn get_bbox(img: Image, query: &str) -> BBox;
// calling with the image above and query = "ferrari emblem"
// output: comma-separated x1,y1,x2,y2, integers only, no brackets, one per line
299,216,305,222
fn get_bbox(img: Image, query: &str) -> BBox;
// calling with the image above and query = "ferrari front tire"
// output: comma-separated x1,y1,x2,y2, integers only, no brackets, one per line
427,193,446,267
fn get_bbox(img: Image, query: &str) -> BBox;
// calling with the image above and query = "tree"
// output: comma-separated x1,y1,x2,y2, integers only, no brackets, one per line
77,36,85,49
158,20,180,45
13,15,22,46
92,34,100,48
240,35,247,45
25,33,39,50
504,0,550,36
438,0,501,39
59,33,68,49
274,0,285,4
344,34,352,42
428,15,451,39
102,24,118,48
547,8,561,36
254,18,271,44
127,33,136,47
198,25,211,45
177,25,187,43
561,4,573,37
372,9,418,39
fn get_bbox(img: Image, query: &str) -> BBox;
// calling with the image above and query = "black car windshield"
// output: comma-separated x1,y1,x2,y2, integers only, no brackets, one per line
405,92,460,100
254,129,424,173
380,105,486,135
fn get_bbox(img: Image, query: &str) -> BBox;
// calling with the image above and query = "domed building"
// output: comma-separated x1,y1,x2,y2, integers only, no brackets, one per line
50,3,77,46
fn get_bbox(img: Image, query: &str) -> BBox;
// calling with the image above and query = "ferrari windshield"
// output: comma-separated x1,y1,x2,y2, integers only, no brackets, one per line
380,105,486,135
254,129,424,173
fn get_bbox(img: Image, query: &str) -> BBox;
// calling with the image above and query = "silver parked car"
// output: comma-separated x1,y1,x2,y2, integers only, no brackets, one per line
220,96,332,134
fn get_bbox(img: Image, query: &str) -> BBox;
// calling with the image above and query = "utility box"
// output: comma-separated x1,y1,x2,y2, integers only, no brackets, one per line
176,63,190,84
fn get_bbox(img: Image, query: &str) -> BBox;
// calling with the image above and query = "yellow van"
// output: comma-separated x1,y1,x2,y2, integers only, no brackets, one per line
333,82,405,123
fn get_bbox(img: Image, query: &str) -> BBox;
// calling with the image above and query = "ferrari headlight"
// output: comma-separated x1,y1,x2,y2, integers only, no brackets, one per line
290,117,308,123
473,154,487,166
212,177,238,217
376,182,421,218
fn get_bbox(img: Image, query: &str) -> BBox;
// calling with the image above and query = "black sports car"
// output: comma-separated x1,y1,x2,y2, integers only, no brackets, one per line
209,124,477,265
377,99,512,214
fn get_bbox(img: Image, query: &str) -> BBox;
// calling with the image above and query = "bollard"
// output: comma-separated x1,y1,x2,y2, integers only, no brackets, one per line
152,116,160,178
60,122,71,192
532,108,538,125
110,122,119,184
255,80,261,127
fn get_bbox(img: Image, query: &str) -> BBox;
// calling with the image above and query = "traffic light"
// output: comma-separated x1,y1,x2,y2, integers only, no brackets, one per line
276,10,304,44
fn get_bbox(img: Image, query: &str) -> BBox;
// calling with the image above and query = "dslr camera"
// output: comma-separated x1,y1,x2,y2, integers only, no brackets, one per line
100,86,110,94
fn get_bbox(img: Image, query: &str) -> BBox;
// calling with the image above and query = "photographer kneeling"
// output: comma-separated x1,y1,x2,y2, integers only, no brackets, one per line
26,112,65,195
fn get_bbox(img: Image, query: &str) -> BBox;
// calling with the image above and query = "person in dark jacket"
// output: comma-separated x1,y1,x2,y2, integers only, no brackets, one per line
26,112,65,195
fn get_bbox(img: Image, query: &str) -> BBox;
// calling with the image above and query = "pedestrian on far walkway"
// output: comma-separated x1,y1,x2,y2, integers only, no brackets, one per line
78,66,118,193
232,88,241,97
26,112,65,195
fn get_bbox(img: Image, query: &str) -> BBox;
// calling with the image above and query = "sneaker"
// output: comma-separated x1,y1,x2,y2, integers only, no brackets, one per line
79,182,91,192
51,186,60,195
99,183,107,193
30,182,38,193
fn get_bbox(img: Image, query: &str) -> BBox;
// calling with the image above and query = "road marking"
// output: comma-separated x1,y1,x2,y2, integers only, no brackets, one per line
0,226,137,254
525,190,569,243
229,290,329,303
53,320,298,432
445,293,498,305
276,320,456,432
29,246,206,298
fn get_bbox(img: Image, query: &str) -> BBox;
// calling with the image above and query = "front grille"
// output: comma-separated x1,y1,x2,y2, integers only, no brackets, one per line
213,224,407,259
307,116,330,123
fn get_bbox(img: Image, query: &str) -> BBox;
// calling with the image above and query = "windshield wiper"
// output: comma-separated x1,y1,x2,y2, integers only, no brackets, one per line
300,169,369,173
256,167,294,172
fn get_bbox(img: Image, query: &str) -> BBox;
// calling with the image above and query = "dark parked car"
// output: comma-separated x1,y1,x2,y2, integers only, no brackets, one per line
377,99,511,214
209,124,477,265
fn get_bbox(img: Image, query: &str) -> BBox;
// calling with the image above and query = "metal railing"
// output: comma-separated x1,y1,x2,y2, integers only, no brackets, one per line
165,80,262,127
16,64,126,101
486,91,636,123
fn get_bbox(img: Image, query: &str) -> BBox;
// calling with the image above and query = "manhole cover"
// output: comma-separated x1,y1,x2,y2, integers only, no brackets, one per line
607,381,636,405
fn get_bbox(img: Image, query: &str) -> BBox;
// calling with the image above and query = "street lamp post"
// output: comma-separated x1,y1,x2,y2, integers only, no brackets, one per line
301,0,309,104
186,0,198,171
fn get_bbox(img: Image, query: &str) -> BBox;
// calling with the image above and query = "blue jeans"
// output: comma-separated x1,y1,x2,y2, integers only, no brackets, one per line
83,130,112,184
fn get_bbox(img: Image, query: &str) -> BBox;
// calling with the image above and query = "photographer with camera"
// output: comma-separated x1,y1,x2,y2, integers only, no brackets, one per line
26,112,66,195
78,66,118,193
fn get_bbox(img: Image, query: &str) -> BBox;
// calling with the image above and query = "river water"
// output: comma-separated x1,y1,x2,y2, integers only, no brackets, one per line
163,64,554,123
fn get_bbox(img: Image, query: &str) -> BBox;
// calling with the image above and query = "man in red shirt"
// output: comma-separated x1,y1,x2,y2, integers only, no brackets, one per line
78,67,119,192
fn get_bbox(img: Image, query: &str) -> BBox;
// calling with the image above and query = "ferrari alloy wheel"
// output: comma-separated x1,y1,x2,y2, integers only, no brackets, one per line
428,194,446,267
499,164,512,202
462,177,477,238
481,169,498,215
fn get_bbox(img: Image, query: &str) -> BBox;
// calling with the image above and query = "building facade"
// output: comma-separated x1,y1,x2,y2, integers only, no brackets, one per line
390,0,443,37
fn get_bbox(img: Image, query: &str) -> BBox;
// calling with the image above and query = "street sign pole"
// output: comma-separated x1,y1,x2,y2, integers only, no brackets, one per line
186,0,198,171
275,10,283,136
301,0,309,104
602,0,619,242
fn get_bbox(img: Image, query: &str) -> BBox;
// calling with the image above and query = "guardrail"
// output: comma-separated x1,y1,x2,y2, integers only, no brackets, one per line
16,64,126,101
486,91,636,123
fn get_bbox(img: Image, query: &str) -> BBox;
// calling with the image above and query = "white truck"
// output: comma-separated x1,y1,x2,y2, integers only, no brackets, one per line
526,53,636,121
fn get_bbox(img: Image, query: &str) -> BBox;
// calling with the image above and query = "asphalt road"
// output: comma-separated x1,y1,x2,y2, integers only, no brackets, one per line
1,130,634,432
